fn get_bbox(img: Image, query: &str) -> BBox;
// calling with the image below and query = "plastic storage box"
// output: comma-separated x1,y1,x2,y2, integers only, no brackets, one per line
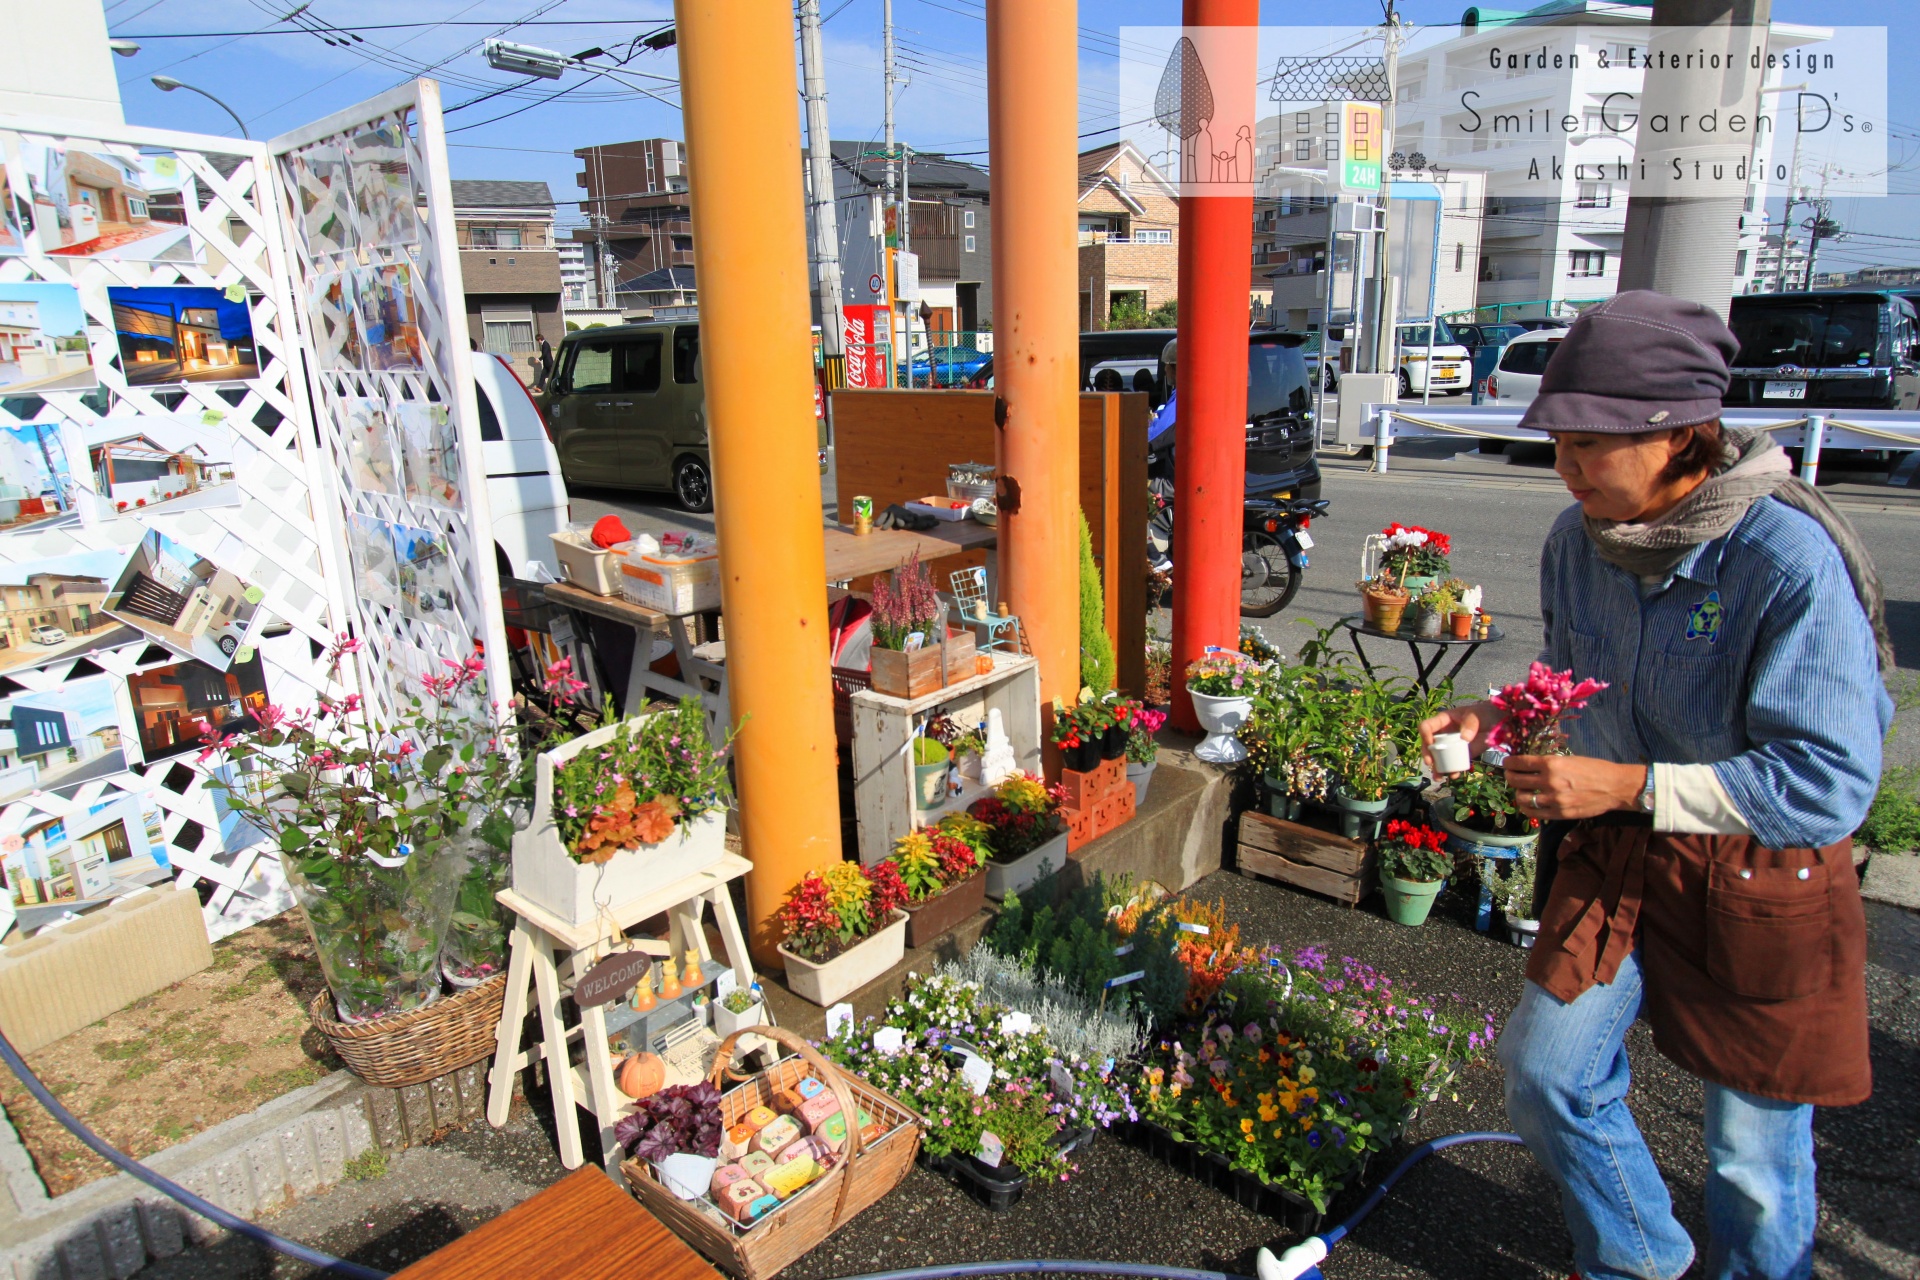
621,549,722,615
549,530,624,595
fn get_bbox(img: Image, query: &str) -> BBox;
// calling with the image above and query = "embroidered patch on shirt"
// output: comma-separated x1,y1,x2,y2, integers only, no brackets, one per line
1685,590,1724,644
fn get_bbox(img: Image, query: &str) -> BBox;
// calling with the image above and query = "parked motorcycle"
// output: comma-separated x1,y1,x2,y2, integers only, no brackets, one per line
1147,480,1328,618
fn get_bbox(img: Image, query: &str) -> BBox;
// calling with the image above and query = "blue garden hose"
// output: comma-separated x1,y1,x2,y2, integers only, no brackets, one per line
0,1024,389,1280
1253,1131,1527,1280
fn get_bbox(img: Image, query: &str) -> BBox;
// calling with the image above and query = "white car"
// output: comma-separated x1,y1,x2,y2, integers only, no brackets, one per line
29,626,65,645
1486,330,1565,408
473,353,568,581
1396,323,1473,396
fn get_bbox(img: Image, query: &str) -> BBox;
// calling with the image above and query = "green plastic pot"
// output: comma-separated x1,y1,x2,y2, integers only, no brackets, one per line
1381,873,1445,927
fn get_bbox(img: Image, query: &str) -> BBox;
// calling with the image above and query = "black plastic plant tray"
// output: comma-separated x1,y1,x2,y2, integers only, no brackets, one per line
920,1149,1029,1212
1120,1119,1325,1237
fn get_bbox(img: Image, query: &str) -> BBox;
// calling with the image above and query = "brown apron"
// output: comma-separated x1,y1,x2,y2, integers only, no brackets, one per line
1527,813,1871,1107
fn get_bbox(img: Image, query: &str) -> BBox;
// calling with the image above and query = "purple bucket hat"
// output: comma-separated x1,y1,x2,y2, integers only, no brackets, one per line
1517,289,1740,434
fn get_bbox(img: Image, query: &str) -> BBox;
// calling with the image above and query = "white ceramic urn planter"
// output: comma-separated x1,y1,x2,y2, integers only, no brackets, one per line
779,909,909,1006
1187,689,1252,764
511,717,729,925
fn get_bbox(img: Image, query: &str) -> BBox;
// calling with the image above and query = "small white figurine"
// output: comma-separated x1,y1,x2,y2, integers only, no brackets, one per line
979,708,1016,786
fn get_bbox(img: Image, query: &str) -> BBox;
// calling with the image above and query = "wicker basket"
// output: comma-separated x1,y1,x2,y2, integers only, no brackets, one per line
307,972,507,1089
622,1026,923,1280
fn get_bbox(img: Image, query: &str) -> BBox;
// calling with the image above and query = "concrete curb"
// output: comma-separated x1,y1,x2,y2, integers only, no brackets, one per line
0,1060,492,1279
1862,851,1920,911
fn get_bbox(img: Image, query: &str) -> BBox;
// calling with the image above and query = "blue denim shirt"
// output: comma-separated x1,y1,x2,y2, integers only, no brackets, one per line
1539,496,1891,850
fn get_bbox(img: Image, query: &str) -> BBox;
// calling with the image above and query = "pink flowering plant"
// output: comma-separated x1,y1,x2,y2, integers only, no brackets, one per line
199,635,524,1021
1125,704,1168,766
1486,662,1609,758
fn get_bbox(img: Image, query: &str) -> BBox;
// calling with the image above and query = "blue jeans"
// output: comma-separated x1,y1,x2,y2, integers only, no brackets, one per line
1500,949,1816,1280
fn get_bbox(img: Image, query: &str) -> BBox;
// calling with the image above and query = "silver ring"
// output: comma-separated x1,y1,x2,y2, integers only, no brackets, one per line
1532,790,1543,808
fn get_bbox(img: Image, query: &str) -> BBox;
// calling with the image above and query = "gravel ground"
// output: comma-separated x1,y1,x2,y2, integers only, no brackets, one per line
131,871,1920,1280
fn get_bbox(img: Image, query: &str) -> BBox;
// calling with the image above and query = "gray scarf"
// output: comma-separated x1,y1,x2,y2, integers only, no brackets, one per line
1583,427,1894,670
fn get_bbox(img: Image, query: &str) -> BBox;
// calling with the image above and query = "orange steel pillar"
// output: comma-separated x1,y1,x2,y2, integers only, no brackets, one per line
986,0,1079,704
676,1,841,963
1169,0,1258,733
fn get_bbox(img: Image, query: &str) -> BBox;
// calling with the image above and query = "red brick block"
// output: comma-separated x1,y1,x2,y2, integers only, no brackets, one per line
1066,805,1096,853
1060,767,1106,810
1095,756,1125,796
1091,793,1119,839
1110,782,1136,827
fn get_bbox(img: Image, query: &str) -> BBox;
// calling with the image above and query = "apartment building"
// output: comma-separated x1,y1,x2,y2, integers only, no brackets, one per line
1379,2,1823,319
818,141,993,333
558,239,593,310
1076,142,1179,332
572,138,695,318
450,179,562,384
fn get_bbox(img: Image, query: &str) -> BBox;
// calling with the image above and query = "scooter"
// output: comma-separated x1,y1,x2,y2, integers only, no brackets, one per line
1148,481,1329,618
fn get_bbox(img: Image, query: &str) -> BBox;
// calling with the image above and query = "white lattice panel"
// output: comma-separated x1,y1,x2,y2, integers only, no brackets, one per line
0,82,508,942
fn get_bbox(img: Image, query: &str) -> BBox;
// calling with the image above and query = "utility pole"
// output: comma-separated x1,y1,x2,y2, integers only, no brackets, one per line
798,0,846,362
883,0,903,377
1367,2,1403,376
1617,0,1772,317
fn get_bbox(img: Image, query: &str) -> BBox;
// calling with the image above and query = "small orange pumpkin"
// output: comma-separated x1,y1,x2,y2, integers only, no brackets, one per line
617,1051,667,1100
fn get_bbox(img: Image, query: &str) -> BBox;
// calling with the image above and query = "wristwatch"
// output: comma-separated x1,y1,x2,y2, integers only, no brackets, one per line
1637,765,1656,814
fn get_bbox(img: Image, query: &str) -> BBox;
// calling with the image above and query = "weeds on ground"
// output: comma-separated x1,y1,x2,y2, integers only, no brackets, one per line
344,1148,389,1181
1859,674,1920,853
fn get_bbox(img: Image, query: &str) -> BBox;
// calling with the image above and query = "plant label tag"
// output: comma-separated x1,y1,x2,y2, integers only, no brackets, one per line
872,1026,908,1057
999,1011,1032,1037
714,970,739,1002
200,409,226,425
1176,922,1211,935
549,615,576,647
573,950,652,1009
1105,970,1146,988
1049,1061,1076,1100
977,1131,1005,1168
825,1002,854,1040
960,1053,993,1095
1112,943,1134,957
223,283,248,304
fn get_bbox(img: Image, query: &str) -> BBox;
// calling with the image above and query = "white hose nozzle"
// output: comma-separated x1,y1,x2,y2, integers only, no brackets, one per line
1255,1238,1329,1280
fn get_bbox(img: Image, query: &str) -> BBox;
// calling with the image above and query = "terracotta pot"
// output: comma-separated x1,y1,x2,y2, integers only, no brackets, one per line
904,870,988,948
1449,610,1474,638
1364,587,1409,634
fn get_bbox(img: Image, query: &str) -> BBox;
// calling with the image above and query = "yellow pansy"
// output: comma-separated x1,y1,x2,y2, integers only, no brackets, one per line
1297,1066,1316,1085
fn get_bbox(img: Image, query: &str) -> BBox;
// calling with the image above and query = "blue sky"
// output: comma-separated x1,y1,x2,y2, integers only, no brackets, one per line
0,284,87,338
106,0,1920,268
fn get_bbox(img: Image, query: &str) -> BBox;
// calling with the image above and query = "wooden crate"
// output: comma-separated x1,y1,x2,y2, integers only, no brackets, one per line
1236,810,1377,907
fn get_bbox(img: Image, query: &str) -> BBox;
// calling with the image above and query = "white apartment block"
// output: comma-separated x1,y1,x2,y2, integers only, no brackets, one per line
1386,2,1826,319
558,240,593,311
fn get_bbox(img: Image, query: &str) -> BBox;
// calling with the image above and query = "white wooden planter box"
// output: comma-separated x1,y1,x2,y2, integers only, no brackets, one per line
511,717,729,925
778,910,908,1006
983,830,1068,901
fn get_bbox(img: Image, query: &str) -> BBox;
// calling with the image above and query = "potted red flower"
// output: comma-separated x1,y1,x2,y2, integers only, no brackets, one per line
968,773,1068,899
1378,820,1451,927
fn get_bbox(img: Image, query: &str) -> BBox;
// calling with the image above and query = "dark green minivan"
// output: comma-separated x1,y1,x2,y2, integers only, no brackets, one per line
539,321,827,513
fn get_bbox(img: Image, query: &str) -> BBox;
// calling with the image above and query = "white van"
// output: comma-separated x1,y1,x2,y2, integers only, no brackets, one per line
473,353,568,580
1395,322,1473,396
1486,330,1564,408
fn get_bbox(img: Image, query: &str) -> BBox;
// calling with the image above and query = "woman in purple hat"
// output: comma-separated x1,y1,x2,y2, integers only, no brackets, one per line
1421,290,1892,1280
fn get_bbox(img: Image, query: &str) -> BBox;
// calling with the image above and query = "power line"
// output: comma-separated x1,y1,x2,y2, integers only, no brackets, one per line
116,17,679,37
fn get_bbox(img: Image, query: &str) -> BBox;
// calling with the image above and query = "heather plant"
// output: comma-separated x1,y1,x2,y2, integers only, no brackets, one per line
871,549,944,650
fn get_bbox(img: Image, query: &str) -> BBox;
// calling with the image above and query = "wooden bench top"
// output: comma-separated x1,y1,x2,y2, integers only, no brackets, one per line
392,1166,723,1280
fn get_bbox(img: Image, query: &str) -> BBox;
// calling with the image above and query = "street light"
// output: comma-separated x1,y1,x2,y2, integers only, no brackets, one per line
108,40,140,57
150,76,250,139
481,35,680,109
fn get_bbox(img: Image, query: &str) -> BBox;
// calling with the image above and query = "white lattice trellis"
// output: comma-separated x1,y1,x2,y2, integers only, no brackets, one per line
0,82,508,941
